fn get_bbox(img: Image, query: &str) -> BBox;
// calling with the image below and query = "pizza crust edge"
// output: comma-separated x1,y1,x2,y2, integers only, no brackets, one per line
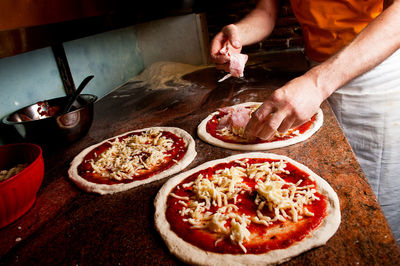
197,102,323,151
154,152,341,266
68,127,197,195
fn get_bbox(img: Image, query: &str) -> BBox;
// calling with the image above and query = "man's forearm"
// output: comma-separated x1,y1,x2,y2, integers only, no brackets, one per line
235,0,280,46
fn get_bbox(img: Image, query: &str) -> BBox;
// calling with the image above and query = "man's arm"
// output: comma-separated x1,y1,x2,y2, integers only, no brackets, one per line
308,0,400,101
234,0,280,46
245,0,400,139
210,0,279,64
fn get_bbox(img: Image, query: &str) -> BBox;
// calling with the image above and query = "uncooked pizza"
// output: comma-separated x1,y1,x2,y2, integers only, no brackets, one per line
68,127,196,195
197,102,323,150
154,153,340,265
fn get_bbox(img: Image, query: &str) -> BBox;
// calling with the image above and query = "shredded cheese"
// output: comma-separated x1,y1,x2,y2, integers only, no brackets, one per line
218,126,300,140
0,163,28,182
89,129,176,181
170,159,319,253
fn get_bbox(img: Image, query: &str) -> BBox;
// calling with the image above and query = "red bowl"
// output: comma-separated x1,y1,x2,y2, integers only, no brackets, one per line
0,143,44,228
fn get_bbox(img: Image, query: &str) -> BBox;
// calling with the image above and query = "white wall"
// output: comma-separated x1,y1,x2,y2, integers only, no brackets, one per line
136,13,209,67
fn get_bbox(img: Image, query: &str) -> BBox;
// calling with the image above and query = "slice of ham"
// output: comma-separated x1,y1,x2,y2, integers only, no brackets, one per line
218,44,248,82
217,106,252,137
229,53,248,78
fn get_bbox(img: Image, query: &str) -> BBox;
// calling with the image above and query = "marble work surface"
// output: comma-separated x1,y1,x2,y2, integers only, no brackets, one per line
1,61,399,265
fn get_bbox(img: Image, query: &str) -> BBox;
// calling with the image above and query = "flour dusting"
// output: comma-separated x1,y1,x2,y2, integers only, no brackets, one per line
129,62,210,90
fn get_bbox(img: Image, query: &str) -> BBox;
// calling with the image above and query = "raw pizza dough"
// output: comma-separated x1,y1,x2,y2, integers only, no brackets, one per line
197,102,323,150
68,127,196,195
154,153,340,266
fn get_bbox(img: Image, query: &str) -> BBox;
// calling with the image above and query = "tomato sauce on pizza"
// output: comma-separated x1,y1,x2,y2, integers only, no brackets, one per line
165,158,327,254
77,129,187,185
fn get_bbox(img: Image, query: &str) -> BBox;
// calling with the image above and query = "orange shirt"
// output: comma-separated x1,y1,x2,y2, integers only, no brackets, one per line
289,0,383,62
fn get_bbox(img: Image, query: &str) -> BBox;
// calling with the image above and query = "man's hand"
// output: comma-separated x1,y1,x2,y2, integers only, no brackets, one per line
245,75,325,140
210,24,243,70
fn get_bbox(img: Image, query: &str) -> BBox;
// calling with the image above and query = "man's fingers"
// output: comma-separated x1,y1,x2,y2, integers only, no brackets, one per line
210,33,230,64
228,32,241,49
245,105,287,140
245,104,272,138
256,112,286,140
222,24,241,48
277,116,296,134
244,119,261,139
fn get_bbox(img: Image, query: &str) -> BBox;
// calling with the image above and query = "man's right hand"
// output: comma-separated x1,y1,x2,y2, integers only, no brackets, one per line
210,24,243,67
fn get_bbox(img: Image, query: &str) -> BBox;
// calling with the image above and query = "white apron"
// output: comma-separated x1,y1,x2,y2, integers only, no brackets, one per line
327,49,400,243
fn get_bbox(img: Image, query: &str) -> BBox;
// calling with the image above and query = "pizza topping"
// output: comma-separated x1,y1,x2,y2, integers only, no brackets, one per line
254,176,319,224
192,166,248,208
206,105,318,144
274,129,300,138
88,129,174,181
217,44,249,82
167,158,326,254
77,128,188,184
228,53,249,78
170,192,190,201
217,105,259,138
216,105,300,140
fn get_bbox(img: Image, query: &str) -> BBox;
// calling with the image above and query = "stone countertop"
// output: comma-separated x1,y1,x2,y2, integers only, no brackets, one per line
1,58,399,265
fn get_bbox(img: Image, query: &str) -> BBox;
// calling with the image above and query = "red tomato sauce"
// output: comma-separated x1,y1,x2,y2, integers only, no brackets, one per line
77,131,187,184
165,158,327,254
206,112,317,144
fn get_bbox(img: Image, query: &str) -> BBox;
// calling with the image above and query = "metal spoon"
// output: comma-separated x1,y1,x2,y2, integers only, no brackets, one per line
62,75,94,114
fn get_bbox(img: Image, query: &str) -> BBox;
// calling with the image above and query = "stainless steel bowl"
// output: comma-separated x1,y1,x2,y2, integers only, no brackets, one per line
2,94,97,145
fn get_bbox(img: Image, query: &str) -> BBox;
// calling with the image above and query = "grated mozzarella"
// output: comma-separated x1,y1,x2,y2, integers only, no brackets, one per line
170,158,320,253
89,129,176,181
